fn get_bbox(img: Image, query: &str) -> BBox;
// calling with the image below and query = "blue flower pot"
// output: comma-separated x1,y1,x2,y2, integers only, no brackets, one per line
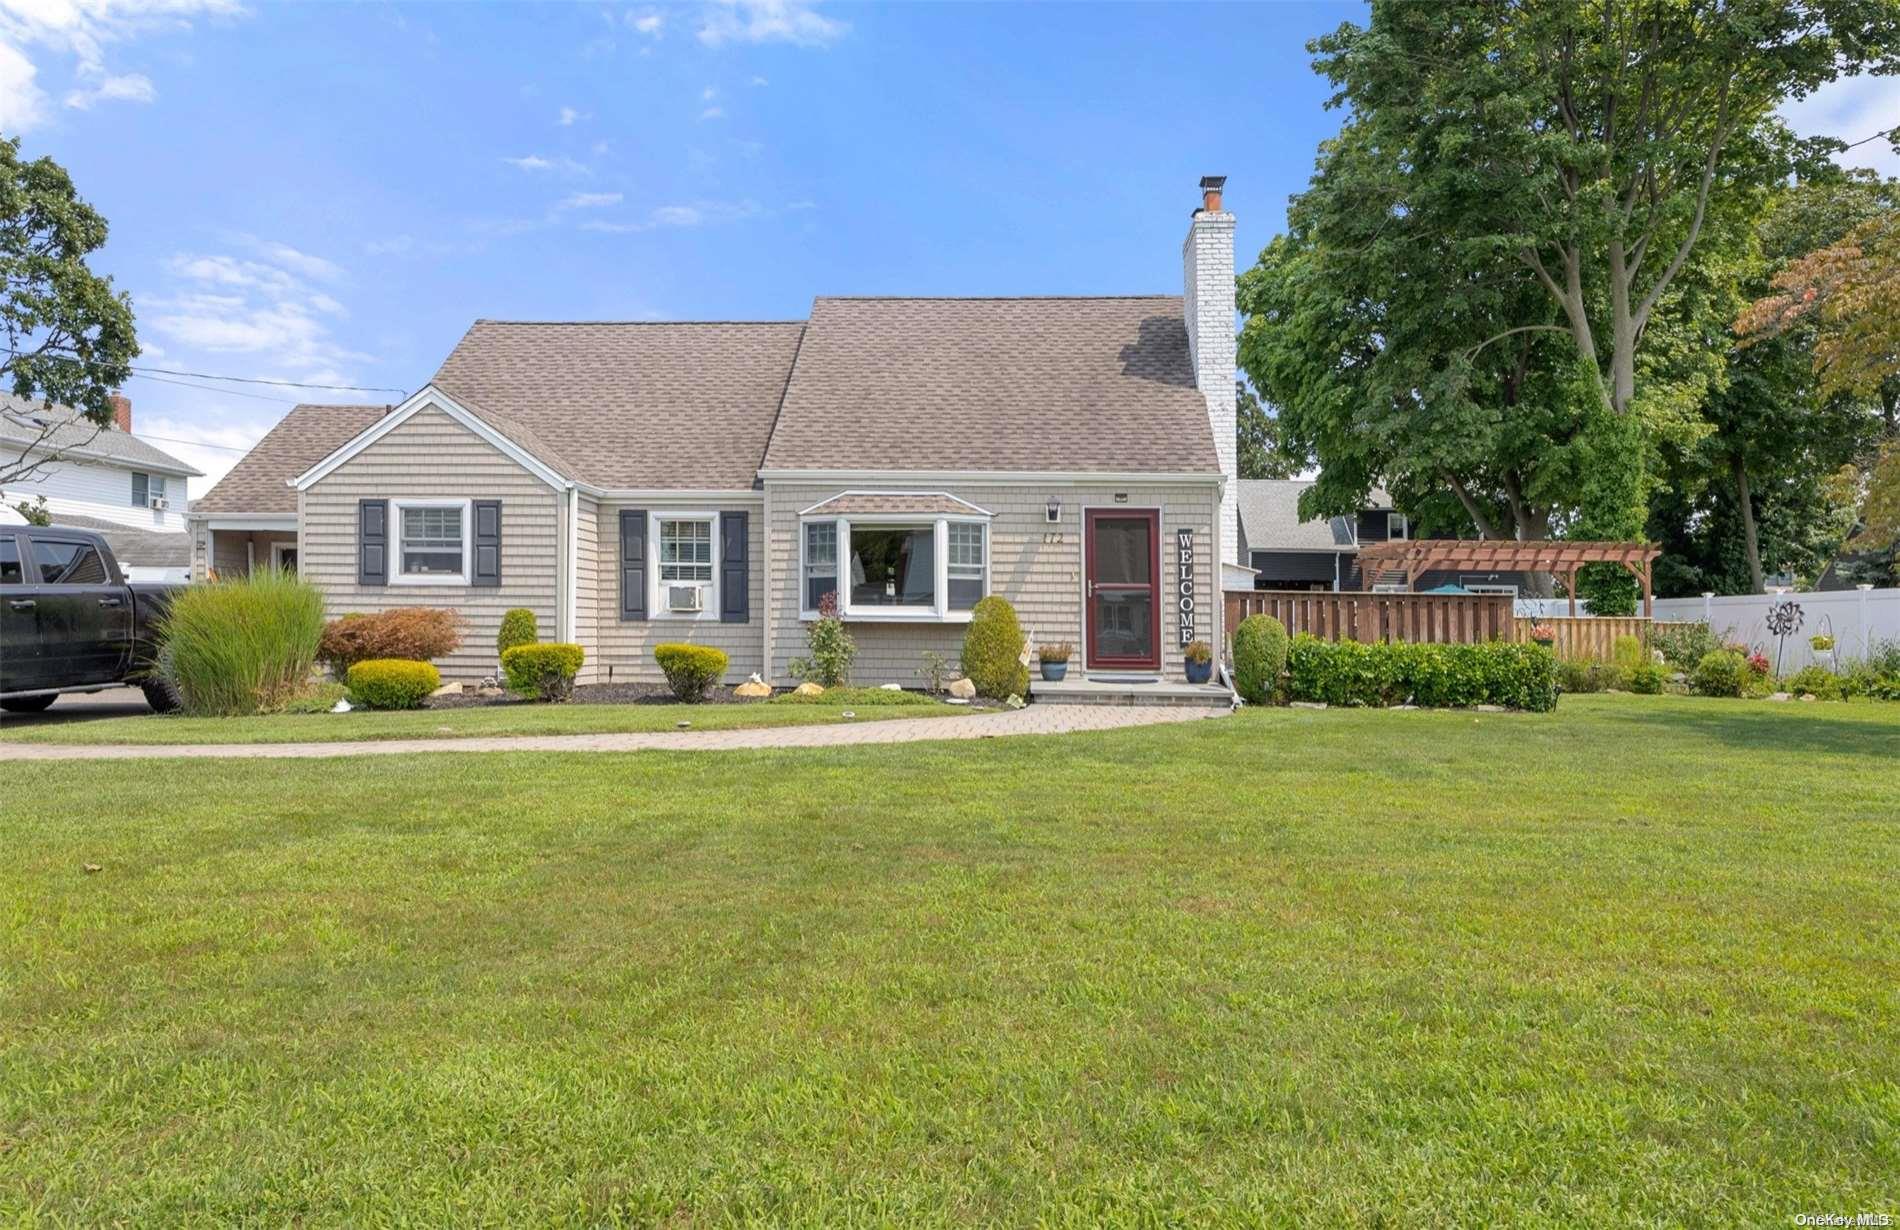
1185,658,1212,684
1040,660,1069,682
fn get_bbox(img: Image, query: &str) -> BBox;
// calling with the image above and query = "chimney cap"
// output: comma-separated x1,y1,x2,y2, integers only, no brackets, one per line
1199,175,1227,191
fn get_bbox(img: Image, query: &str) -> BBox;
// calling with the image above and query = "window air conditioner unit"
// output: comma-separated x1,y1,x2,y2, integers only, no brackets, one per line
149,496,170,511
1372,583,1408,594
666,584,703,613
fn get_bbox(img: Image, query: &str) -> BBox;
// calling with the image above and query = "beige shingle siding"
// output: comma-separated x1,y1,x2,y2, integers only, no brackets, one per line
589,500,766,685
573,495,600,683
764,480,1220,685
303,405,562,681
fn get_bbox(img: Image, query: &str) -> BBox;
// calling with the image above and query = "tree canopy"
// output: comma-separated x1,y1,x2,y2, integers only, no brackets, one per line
0,136,139,486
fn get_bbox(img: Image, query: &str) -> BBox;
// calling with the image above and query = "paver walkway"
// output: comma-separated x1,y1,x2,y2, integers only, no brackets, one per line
3,703,1227,761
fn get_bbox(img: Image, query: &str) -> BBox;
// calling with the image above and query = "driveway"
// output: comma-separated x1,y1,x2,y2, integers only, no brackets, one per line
1,687,153,728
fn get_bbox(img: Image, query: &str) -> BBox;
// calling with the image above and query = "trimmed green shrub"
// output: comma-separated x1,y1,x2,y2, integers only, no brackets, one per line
654,643,729,703
789,592,855,687
1652,620,1720,670
318,607,462,677
1784,665,1844,701
1557,659,1625,694
770,686,941,707
1231,614,1289,705
159,568,326,716
1284,636,1558,712
346,659,440,710
1612,634,1648,671
960,595,1029,700
497,608,538,659
1691,650,1748,698
1626,662,1667,694
502,642,585,702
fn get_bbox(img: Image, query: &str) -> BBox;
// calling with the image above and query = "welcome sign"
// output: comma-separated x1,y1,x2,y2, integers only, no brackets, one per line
1176,527,1196,646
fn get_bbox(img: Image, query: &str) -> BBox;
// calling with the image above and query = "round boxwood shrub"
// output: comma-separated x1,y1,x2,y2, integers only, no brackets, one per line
654,643,729,703
346,658,441,710
960,595,1028,699
502,642,585,702
1231,614,1288,704
1691,649,1748,698
496,608,538,659
1626,662,1667,694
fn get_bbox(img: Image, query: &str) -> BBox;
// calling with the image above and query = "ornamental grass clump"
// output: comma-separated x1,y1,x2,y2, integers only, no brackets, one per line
345,659,441,710
654,643,729,703
159,568,326,716
502,642,585,702
960,595,1028,700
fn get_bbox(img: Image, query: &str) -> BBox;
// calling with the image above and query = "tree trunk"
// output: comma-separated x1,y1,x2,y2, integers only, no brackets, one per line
1502,473,1556,598
1732,453,1763,594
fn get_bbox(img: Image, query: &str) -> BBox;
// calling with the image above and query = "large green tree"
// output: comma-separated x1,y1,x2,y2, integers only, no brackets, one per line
1,136,139,487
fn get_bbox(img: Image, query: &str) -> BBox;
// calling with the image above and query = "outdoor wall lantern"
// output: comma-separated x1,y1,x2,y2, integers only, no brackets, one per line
1046,497,1061,523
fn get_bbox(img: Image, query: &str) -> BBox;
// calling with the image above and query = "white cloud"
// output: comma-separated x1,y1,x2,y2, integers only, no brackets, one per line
0,39,47,130
558,191,622,209
64,68,153,109
240,237,343,282
702,85,718,101
697,0,847,49
0,0,244,129
364,235,414,256
749,75,768,87
503,153,588,174
138,413,270,496
700,105,724,121
558,105,582,126
1782,72,1900,178
629,11,663,36
579,199,764,233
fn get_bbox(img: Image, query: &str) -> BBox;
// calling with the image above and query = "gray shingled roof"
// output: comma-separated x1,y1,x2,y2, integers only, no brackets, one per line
0,394,201,478
39,512,191,568
192,403,388,513
800,492,990,516
432,320,809,490
1237,479,1391,552
762,297,1221,474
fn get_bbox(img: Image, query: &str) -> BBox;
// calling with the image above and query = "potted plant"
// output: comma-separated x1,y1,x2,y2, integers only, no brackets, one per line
1811,634,1835,653
1183,639,1213,684
1529,622,1555,646
1037,641,1073,682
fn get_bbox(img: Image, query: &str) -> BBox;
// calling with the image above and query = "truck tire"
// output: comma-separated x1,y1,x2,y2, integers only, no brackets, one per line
140,678,181,714
1,693,58,713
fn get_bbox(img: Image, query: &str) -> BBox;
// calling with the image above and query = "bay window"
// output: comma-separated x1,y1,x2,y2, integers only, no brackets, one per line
801,515,989,621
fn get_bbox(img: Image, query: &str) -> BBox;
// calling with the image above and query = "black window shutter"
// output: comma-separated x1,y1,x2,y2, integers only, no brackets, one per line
473,499,502,587
720,510,749,623
619,509,647,620
359,499,388,585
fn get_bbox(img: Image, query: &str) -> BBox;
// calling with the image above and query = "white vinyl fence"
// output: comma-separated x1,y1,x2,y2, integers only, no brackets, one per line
1652,586,1899,673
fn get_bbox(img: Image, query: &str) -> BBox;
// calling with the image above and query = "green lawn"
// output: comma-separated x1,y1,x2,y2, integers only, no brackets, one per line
2,688,959,745
4,695,1897,1224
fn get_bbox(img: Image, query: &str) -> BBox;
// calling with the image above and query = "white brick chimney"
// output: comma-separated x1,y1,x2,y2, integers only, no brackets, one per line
1183,175,1237,567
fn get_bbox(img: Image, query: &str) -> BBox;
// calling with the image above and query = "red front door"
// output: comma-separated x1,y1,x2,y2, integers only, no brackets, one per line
1085,509,1160,670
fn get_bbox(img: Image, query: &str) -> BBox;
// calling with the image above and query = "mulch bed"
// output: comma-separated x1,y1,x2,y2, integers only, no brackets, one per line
427,683,768,710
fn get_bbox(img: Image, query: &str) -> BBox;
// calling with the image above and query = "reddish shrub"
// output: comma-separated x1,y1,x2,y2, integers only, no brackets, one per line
318,607,463,676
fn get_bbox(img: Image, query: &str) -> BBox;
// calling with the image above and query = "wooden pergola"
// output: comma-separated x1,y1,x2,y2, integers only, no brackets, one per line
1355,539,1662,617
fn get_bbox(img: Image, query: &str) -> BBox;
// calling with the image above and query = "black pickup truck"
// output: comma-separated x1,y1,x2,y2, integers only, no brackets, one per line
0,524,181,714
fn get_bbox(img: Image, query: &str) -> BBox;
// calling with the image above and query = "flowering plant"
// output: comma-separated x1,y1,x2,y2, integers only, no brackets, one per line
1746,652,1771,677
1528,623,1555,644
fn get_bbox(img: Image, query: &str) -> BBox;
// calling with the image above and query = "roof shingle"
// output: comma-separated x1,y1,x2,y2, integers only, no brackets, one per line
762,297,1220,475
0,394,202,477
192,403,388,513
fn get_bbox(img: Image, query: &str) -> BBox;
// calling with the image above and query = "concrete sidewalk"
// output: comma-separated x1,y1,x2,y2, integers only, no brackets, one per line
3,702,1227,761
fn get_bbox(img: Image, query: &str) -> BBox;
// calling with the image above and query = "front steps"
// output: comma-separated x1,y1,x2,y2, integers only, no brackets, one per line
1029,674,1233,708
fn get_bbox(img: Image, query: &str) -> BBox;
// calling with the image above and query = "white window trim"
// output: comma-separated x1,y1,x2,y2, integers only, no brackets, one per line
270,541,297,570
649,511,720,622
1387,512,1409,541
800,512,990,623
390,497,473,587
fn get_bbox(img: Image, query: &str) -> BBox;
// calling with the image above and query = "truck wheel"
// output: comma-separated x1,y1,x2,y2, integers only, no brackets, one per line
140,678,181,714
0,693,58,713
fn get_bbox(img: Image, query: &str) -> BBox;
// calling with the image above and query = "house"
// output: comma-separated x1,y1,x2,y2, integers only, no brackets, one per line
1237,478,1527,594
0,393,202,582
203,177,1242,686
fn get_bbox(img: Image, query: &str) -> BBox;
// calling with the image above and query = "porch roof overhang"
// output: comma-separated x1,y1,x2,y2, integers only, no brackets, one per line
1355,539,1661,616
798,491,992,518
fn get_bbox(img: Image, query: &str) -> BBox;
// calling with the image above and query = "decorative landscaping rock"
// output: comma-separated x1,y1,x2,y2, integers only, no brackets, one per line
430,681,463,697
879,683,902,691
792,681,825,697
1476,704,1506,713
1799,693,1817,702
948,678,977,699
733,680,772,698
1291,701,1327,710
1770,692,1792,702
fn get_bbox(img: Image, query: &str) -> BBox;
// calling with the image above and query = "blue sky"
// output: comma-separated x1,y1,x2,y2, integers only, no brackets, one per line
2,0,1896,494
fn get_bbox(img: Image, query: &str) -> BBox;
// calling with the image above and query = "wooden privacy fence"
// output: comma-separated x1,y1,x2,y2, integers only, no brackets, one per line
1511,616,1652,662
1225,591,1652,661
1225,590,1516,645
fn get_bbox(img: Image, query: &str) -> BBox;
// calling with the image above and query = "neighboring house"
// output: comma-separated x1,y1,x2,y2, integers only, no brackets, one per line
216,177,1241,685
1237,478,1526,594
185,403,387,581
0,393,202,582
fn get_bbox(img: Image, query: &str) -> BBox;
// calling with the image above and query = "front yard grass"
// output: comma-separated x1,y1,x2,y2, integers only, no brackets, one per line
4,694,1897,1224
2,691,961,745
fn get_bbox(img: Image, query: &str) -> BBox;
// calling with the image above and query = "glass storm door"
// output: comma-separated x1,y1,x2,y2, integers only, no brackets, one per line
1085,509,1160,670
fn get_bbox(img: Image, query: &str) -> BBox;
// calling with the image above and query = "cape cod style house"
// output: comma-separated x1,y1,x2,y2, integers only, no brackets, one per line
191,178,1243,686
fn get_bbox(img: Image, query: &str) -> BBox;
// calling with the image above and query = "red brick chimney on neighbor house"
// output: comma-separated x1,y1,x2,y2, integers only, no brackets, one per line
108,393,132,432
